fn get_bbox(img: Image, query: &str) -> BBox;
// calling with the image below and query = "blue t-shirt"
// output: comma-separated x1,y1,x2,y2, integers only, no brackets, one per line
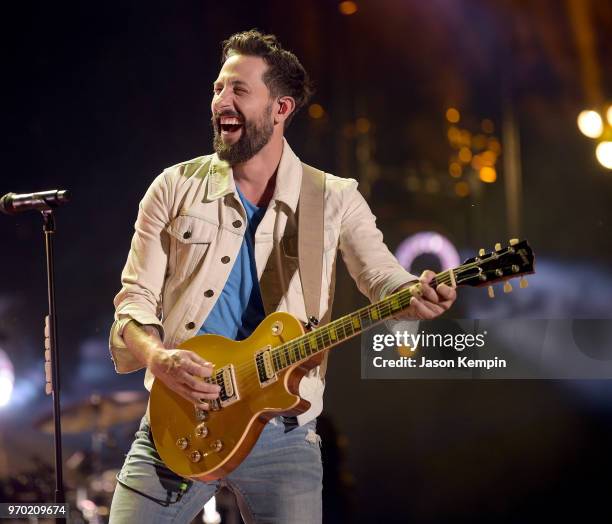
197,186,267,341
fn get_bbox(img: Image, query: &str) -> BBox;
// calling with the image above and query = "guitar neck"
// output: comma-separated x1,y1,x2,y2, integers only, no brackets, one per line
268,268,459,373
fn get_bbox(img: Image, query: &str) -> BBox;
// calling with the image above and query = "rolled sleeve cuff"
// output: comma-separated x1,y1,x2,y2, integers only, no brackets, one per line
108,311,164,374
378,271,419,301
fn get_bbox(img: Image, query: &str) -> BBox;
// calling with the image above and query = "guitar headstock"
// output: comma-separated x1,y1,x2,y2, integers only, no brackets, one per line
454,239,535,296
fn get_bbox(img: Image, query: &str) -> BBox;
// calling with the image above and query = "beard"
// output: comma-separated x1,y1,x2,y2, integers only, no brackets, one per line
212,102,274,165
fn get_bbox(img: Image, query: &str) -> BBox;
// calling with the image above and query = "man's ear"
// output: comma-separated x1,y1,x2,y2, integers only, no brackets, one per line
274,96,296,125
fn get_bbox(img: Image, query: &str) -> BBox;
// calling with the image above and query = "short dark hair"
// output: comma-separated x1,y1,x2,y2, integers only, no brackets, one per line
221,29,314,126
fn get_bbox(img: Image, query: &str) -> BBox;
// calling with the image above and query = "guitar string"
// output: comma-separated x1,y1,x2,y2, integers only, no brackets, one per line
199,271,460,393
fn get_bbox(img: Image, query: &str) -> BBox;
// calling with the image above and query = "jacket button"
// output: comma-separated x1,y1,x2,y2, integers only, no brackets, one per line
204,289,215,298
221,256,230,264
183,231,192,239
186,321,196,330
232,220,242,228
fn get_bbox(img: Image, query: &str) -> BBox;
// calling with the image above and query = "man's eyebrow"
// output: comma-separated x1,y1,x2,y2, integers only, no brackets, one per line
213,79,250,88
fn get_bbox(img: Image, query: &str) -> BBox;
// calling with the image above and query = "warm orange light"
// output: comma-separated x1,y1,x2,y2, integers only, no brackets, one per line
446,107,460,123
455,181,470,197
449,162,462,178
309,103,325,119
481,119,495,134
471,155,483,170
479,166,497,183
460,130,472,147
356,117,371,133
481,150,497,166
488,138,502,154
458,147,472,163
339,1,358,15
447,126,461,146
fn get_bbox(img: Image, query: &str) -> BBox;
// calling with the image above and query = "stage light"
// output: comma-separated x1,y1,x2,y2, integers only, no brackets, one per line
454,181,469,197
595,141,612,169
479,166,497,183
458,147,472,163
395,232,461,272
607,105,612,126
577,110,604,139
339,1,358,15
446,108,460,123
308,103,324,119
449,162,462,178
481,119,495,134
0,349,14,408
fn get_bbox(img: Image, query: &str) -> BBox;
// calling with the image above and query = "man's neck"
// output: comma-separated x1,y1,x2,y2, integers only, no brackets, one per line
232,135,283,207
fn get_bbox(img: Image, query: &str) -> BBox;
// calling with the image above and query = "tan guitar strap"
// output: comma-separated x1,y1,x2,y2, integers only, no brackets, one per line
298,162,335,378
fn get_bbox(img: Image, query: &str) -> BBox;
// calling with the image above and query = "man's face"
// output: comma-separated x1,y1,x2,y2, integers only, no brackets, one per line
211,54,275,165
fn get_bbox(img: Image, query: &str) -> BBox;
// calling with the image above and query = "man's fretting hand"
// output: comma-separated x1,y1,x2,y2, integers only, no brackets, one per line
398,270,457,320
148,349,220,409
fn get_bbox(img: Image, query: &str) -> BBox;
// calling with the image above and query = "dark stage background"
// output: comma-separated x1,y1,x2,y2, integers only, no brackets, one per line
1,1,612,522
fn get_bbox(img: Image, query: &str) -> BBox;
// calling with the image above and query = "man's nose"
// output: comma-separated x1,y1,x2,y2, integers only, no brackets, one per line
213,89,233,113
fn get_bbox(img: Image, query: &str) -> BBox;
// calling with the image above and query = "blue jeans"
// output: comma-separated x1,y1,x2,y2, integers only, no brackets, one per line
109,416,322,524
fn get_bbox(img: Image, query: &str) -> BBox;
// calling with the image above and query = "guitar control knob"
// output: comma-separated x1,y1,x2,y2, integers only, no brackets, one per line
176,437,189,450
478,248,485,257
487,286,495,299
520,277,528,289
494,243,502,251
195,423,209,438
509,238,519,246
195,409,208,422
503,282,513,293
211,440,223,452
190,450,202,463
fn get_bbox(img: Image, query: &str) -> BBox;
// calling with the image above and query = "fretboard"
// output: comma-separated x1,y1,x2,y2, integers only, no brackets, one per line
269,269,456,373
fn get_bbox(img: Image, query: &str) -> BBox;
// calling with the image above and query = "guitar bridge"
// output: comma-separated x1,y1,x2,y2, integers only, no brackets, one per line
255,346,277,387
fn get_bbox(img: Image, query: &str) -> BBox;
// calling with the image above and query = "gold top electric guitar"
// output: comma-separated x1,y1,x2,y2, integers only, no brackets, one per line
150,239,535,481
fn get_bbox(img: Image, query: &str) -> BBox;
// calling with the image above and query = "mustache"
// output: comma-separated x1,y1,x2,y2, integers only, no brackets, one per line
212,110,243,120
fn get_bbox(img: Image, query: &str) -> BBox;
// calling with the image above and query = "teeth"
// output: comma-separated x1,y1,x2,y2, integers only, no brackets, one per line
220,117,241,125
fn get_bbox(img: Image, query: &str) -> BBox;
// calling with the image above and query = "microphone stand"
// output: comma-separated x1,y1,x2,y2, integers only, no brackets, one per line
42,209,66,520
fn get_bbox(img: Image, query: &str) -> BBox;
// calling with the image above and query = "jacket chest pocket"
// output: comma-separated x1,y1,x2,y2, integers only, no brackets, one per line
166,215,217,280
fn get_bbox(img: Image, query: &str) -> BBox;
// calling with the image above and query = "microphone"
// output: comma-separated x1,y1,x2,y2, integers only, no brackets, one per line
0,190,70,215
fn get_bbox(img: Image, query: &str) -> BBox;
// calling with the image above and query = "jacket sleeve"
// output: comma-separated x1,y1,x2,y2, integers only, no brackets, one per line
338,180,418,302
108,172,172,373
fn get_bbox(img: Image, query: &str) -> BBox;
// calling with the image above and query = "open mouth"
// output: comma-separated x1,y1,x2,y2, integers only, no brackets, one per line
218,116,243,136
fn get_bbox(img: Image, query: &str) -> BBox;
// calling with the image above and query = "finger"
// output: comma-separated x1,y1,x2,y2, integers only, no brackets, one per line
182,373,221,395
420,270,436,284
176,357,214,379
186,351,215,369
174,383,203,405
420,282,439,304
436,283,457,302
410,297,443,320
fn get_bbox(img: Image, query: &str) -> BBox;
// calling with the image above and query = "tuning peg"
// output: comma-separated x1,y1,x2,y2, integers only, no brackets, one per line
519,277,528,289
503,281,513,293
494,242,501,251
509,238,519,246
487,285,495,298
478,248,485,256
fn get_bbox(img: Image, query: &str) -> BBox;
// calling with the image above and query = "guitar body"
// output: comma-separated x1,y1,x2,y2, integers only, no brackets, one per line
150,311,322,481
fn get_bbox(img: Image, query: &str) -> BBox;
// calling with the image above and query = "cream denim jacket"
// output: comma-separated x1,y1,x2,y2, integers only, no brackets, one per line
109,139,416,424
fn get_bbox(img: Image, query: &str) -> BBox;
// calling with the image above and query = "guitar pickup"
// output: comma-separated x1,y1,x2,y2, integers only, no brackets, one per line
254,346,278,387
213,364,240,408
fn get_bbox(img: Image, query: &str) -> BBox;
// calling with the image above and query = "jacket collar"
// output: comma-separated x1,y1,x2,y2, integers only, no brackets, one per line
204,138,302,213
